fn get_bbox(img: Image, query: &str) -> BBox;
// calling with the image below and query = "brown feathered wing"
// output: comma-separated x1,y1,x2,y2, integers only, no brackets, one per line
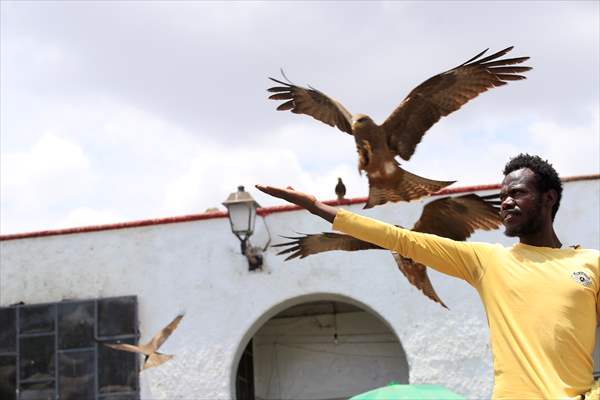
412,193,502,239
148,314,184,353
392,193,502,307
267,77,354,135
391,253,449,308
104,342,149,355
273,232,382,261
382,46,531,161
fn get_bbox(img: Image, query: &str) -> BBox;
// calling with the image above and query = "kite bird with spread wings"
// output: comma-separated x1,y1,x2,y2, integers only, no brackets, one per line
273,193,502,308
103,314,184,370
268,47,531,208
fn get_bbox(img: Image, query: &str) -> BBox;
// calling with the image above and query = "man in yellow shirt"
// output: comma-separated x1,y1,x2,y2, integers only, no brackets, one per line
256,154,599,399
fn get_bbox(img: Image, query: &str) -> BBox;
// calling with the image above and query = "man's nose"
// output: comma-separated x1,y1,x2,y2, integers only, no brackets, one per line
500,197,514,210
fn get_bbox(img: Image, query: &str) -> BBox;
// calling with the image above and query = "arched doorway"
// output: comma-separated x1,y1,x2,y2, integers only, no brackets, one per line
235,298,409,400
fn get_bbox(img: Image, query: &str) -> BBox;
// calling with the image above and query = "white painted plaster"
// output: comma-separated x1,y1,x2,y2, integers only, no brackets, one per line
1,179,599,399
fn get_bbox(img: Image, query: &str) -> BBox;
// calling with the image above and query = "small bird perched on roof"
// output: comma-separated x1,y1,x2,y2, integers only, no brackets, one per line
273,193,502,308
335,177,346,201
103,314,184,370
268,47,531,208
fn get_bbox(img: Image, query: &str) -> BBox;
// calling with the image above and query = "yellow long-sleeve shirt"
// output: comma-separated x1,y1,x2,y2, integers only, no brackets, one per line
332,208,600,399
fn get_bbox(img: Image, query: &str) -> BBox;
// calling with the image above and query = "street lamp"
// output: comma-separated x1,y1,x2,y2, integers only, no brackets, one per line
223,185,263,270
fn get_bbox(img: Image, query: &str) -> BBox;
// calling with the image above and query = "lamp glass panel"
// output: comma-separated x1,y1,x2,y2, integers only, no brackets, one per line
228,203,252,234
247,206,257,235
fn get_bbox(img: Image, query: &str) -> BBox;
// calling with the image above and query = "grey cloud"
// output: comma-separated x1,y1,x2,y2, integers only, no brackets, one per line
1,1,598,232
4,1,598,141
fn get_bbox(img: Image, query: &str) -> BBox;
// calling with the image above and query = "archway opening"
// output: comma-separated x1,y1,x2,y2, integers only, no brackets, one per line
235,299,408,400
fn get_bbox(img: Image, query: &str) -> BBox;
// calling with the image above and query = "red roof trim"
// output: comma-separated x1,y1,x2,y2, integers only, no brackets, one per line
1,174,598,241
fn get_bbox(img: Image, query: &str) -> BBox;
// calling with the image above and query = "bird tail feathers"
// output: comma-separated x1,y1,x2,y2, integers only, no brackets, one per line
143,353,174,370
364,164,454,208
392,252,449,309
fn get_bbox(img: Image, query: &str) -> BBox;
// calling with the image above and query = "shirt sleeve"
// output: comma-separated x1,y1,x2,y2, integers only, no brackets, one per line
332,208,492,286
596,289,599,326
596,269,600,325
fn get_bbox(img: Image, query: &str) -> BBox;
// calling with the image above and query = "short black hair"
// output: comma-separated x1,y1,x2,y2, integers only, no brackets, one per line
503,154,563,219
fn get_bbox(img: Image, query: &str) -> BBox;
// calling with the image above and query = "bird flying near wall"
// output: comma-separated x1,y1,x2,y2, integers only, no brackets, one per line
268,47,531,208
273,193,502,308
335,177,346,201
103,314,184,370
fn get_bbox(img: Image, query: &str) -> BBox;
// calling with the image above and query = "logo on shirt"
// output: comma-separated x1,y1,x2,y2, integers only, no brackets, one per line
571,271,592,287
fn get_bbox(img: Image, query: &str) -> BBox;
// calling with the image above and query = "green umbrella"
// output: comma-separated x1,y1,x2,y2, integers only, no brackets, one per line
349,383,465,400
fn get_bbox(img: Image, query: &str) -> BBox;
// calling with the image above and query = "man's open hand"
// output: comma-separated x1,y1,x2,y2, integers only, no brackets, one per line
255,184,338,223
255,185,317,209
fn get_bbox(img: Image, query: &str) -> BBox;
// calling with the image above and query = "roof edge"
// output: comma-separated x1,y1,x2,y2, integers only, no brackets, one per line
1,174,598,241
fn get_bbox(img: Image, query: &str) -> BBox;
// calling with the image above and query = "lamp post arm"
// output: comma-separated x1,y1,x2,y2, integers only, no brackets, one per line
238,235,248,255
259,215,272,251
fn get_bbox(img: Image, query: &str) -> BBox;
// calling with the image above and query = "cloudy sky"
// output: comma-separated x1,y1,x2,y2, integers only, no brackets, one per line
1,1,598,234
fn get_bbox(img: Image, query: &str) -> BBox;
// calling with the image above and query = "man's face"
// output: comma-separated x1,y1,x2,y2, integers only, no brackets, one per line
500,168,545,237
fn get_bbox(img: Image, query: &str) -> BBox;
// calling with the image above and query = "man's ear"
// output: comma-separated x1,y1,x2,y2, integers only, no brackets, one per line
544,189,558,211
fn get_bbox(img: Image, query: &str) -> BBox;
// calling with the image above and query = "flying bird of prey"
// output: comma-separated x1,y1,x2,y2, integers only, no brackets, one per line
273,193,502,308
104,314,184,370
335,177,346,201
268,47,531,208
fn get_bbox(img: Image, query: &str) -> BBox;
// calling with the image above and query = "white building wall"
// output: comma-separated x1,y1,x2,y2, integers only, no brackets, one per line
1,178,599,399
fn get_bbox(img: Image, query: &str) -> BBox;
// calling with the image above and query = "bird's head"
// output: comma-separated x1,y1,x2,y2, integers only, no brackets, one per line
351,114,374,130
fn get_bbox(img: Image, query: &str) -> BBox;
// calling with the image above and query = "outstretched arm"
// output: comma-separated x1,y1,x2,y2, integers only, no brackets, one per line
256,184,490,285
332,209,491,285
255,184,338,223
